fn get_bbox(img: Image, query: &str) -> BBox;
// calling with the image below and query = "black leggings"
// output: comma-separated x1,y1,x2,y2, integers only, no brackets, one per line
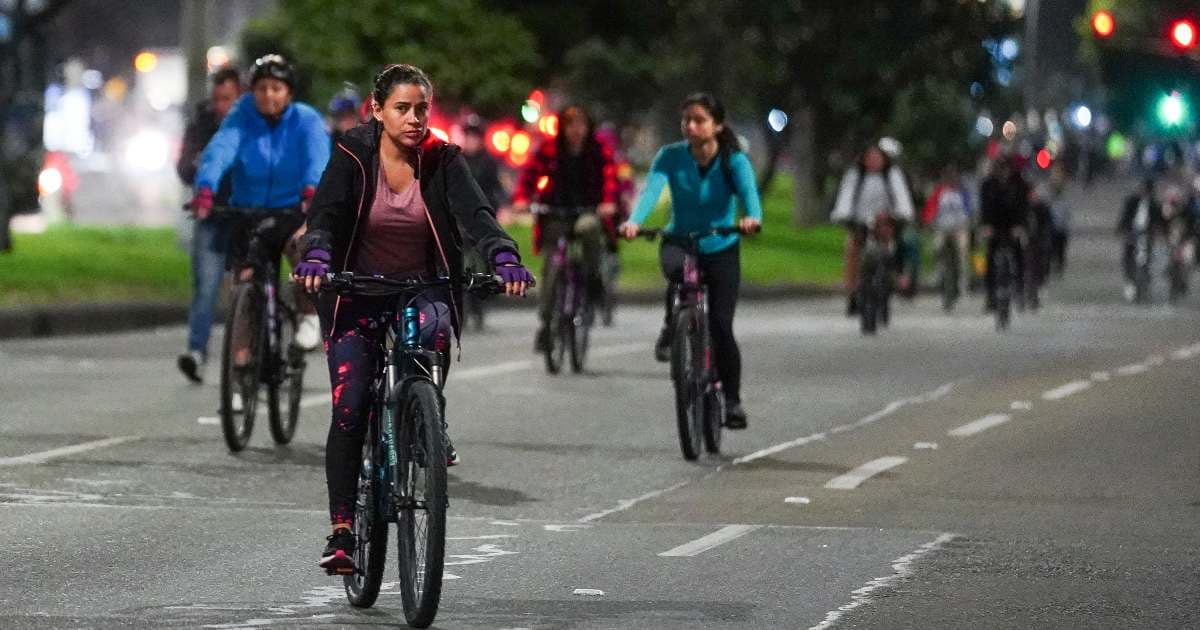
660,242,742,404
319,291,452,526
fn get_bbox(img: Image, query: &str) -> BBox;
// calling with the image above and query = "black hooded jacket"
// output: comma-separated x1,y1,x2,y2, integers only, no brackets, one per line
300,120,520,335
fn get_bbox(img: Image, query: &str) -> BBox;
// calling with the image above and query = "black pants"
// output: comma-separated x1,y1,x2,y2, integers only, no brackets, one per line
985,234,1025,305
660,242,742,404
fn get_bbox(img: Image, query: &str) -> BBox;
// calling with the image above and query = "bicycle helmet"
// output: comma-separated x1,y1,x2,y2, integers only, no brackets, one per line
249,54,295,89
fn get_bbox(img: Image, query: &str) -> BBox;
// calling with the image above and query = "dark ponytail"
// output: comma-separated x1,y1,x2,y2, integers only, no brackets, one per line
681,92,741,193
372,64,433,107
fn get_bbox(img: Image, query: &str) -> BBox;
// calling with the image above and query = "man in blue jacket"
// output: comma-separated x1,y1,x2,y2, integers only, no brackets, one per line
184,55,330,385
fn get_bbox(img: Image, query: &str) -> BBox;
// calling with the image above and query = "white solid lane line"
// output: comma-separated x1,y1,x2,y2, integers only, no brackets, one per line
1171,342,1200,360
1041,380,1092,401
0,436,140,467
948,413,1012,438
658,524,761,557
824,456,909,490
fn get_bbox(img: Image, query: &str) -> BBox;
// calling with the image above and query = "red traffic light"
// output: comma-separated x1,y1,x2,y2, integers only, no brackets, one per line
1171,19,1197,50
1091,10,1115,38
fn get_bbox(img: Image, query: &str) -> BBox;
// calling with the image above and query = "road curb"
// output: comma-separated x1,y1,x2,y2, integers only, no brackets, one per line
0,284,839,340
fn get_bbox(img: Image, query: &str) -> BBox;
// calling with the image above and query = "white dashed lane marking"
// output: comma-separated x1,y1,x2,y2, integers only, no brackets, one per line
658,524,761,557
824,457,909,490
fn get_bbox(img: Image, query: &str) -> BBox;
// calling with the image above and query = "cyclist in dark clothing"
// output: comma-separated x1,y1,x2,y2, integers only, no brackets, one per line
291,64,533,573
1118,177,1167,301
460,122,508,330
175,67,241,383
512,105,618,351
980,155,1031,310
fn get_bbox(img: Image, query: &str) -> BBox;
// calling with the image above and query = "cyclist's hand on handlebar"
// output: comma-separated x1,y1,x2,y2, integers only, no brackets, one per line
598,202,618,219
292,249,331,294
494,251,533,297
190,187,214,221
740,217,762,235
619,222,640,240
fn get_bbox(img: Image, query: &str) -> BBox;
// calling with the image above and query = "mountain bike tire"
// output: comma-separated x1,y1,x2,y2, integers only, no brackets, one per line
344,421,388,607
396,380,447,629
220,284,261,452
672,312,703,460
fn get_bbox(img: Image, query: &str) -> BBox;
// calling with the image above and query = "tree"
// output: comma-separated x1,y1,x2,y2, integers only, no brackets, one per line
241,0,541,117
0,0,74,250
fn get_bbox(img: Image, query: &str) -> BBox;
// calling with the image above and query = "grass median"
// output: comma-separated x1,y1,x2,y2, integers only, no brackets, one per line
0,178,843,307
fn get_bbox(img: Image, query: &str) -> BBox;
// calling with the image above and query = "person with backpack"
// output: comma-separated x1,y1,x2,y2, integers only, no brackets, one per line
830,143,916,315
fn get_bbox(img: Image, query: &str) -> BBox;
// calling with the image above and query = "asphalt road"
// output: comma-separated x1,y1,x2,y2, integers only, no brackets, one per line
1,176,1198,629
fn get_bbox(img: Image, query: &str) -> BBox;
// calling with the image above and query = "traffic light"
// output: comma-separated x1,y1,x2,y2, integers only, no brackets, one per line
1170,19,1197,50
1091,10,1115,38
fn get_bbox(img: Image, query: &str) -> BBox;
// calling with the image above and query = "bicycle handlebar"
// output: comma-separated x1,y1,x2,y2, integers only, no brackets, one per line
530,204,598,218
319,272,527,297
635,225,760,242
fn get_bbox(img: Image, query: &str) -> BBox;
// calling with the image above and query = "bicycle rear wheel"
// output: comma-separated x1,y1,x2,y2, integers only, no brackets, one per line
941,244,958,312
269,311,305,445
344,421,387,607
220,283,262,452
671,311,703,461
396,380,446,629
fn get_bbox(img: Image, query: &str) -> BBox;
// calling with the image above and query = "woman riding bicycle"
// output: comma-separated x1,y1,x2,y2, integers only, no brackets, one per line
190,54,331,373
511,105,618,352
619,92,762,430
290,64,533,573
830,143,915,316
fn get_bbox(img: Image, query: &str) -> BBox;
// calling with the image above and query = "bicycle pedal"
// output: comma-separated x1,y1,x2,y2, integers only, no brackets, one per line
325,566,355,576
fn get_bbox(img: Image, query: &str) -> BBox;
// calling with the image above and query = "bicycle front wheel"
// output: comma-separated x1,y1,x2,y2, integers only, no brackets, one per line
396,380,447,628
672,311,703,460
220,283,262,452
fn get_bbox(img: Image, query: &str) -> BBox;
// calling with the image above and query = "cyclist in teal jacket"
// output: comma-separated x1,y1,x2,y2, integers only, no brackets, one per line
621,92,762,429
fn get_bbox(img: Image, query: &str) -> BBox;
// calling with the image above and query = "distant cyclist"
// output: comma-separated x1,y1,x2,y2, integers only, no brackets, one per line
620,92,762,430
922,164,974,300
979,154,1031,311
830,143,915,316
291,64,532,572
327,84,362,145
176,67,242,383
512,105,618,352
189,54,330,380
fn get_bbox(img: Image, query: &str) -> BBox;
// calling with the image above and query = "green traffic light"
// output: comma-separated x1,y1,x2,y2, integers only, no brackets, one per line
1157,92,1188,127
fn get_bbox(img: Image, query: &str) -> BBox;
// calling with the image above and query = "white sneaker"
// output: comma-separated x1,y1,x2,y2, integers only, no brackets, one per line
1123,283,1137,303
295,314,322,352
231,392,244,413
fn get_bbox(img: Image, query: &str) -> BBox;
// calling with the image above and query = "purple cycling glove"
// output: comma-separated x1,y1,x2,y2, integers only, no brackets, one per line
294,248,331,279
493,251,534,284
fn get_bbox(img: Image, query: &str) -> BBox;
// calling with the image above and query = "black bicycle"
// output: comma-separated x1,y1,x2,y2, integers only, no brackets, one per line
637,226,753,460
203,206,308,452
322,272,509,629
535,204,596,374
989,227,1036,332
858,215,896,335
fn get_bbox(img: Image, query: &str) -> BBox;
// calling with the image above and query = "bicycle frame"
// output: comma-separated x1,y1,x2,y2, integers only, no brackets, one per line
672,252,713,382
